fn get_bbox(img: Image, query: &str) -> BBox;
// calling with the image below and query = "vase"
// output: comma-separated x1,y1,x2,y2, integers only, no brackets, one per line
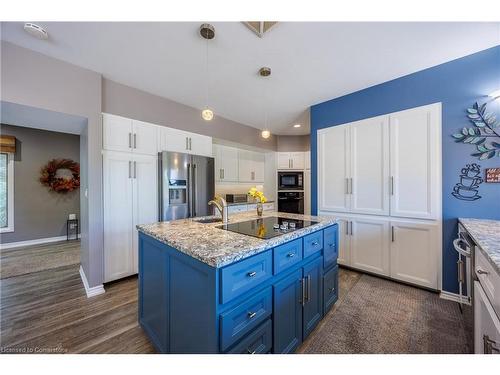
256,202,263,216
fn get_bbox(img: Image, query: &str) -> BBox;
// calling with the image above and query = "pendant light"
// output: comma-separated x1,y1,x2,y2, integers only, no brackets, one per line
200,23,215,121
259,67,272,139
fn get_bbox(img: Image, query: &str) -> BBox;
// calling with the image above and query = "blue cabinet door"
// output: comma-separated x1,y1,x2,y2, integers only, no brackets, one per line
302,257,323,339
323,265,339,315
273,269,303,353
323,225,338,270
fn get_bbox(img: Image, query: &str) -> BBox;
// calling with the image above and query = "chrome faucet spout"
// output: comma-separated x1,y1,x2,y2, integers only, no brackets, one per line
208,197,229,224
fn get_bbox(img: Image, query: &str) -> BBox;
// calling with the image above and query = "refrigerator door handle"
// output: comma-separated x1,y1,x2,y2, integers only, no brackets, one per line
158,153,163,221
187,163,192,217
192,164,197,217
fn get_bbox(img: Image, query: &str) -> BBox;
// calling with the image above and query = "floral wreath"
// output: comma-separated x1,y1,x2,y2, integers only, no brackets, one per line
40,159,80,193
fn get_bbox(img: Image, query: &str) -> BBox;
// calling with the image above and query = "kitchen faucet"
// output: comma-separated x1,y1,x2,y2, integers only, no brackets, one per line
208,196,229,224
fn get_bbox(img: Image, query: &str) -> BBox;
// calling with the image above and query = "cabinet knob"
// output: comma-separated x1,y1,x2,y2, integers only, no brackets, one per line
247,271,257,277
329,287,335,293
477,269,489,275
287,252,295,258
312,241,319,246
328,243,335,248
247,311,257,319
247,349,256,354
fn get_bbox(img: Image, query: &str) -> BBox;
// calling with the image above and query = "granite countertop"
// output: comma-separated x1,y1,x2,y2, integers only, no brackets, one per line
459,218,500,275
137,211,337,268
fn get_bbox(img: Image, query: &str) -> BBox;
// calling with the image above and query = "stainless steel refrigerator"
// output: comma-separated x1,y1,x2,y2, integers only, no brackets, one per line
159,151,215,221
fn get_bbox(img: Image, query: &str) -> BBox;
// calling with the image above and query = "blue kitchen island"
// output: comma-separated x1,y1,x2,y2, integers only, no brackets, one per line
137,212,338,354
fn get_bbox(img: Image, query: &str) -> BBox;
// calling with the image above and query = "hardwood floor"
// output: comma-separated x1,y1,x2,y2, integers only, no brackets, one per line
0,241,155,353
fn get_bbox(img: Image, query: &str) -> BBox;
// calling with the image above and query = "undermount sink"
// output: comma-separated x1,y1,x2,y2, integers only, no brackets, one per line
194,217,223,224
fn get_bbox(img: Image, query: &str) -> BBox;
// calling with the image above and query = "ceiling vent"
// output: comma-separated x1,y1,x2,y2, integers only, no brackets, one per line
243,22,277,38
23,23,49,40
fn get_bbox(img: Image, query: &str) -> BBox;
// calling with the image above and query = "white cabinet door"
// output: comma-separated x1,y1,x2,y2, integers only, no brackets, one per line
389,103,441,220
132,154,158,273
350,116,390,215
350,217,390,276
132,120,158,155
389,220,438,289
159,126,190,153
253,152,265,183
335,217,351,266
474,281,500,354
103,151,134,282
215,144,239,182
277,152,291,169
238,150,253,182
290,152,305,170
318,125,351,213
189,132,213,157
103,113,133,152
304,151,311,170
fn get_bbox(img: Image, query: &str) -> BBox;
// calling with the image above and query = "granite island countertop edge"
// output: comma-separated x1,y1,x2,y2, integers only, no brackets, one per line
137,212,337,268
459,218,500,276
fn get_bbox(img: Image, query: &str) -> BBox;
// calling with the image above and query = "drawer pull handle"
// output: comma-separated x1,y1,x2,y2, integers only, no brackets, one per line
247,271,257,277
247,311,257,319
247,349,256,354
287,252,295,258
477,269,489,275
312,241,319,246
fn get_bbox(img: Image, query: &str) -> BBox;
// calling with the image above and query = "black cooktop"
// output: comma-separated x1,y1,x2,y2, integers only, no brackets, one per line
216,216,319,240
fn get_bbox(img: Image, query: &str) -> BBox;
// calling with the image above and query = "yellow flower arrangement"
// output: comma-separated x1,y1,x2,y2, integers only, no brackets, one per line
248,187,267,203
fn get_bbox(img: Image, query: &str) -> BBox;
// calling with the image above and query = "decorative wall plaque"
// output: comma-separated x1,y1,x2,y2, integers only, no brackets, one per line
485,168,500,183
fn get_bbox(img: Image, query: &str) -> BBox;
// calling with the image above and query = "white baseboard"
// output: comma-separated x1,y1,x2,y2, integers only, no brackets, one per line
440,290,471,305
0,234,81,250
79,266,105,298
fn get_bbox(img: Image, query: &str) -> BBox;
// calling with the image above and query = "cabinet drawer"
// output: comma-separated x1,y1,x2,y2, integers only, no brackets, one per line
475,248,500,318
323,265,339,315
220,287,272,351
220,250,273,304
274,239,303,274
323,225,338,270
303,231,323,258
226,319,272,354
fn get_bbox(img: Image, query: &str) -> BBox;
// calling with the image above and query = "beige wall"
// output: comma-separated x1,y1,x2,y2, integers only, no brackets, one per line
277,135,311,151
102,79,278,151
0,125,80,243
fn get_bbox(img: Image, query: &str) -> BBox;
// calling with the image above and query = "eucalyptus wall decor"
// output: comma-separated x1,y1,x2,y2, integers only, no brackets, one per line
452,101,500,160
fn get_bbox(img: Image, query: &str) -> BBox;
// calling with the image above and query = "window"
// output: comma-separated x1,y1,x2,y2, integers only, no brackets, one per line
0,152,14,232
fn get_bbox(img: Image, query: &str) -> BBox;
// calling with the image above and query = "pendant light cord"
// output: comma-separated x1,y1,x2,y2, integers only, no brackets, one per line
205,34,209,109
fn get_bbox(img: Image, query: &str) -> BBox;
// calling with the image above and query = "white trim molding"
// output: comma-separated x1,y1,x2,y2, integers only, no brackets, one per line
440,290,471,305
0,152,15,233
0,234,81,250
79,266,105,298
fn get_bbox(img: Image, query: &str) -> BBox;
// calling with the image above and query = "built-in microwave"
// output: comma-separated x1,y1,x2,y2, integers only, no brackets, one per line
278,171,304,190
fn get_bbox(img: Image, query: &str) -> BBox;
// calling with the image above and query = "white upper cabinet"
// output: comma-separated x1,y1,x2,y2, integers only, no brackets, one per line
103,113,133,153
389,220,439,289
238,150,265,183
304,151,311,170
277,152,305,170
318,124,351,213
103,114,158,155
350,116,390,215
159,126,212,157
389,103,441,220
214,144,239,182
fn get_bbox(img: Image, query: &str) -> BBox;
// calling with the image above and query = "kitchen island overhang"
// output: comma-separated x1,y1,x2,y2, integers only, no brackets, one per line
137,212,339,354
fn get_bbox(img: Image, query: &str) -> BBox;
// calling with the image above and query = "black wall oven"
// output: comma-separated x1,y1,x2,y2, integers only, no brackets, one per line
278,191,304,214
278,171,304,190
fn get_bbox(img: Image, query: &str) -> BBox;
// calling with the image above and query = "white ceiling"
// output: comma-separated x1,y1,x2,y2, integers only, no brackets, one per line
1,22,499,135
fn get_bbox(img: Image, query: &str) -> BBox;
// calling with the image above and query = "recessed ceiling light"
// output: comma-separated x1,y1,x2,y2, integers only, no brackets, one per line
293,124,301,128
23,23,49,40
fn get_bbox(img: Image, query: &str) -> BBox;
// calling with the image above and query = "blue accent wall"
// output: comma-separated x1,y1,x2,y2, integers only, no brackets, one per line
310,45,500,293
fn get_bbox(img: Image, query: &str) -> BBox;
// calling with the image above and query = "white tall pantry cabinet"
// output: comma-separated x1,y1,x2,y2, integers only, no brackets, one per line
318,103,442,290
102,113,158,283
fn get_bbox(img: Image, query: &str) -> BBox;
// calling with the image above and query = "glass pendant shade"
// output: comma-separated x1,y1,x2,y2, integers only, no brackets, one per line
261,129,271,139
202,108,214,121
